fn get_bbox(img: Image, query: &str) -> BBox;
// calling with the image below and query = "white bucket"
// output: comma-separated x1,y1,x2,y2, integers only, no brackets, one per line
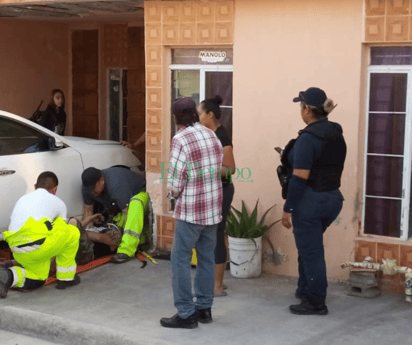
228,236,262,278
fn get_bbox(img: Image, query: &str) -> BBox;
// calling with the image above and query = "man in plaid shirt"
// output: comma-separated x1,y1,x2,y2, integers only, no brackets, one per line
161,97,223,329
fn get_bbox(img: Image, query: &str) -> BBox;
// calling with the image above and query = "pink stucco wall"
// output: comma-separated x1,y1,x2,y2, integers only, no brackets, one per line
233,0,363,280
0,20,69,121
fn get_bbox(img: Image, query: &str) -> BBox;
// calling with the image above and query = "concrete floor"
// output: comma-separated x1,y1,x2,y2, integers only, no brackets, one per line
0,259,411,345
0,330,59,345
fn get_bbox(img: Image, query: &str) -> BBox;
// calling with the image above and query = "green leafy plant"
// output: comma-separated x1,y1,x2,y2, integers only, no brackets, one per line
226,200,280,239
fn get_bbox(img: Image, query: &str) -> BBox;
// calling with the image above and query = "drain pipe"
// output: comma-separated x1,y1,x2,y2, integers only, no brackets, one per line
341,257,412,302
148,199,157,253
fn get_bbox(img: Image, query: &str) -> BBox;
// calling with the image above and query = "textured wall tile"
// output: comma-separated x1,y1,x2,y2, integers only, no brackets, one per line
145,1,162,23
146,23,162,45
146,66,162,87
179,23,197,45
378,273,403,292
355,241,377,262
162,2,181,23
162,216,176,238
215,22,233,44
197,22,215,45
180,2,196,22
377,243,399,263
365,17,386,41
128,47,145,69
163,23,179,45
147,130,162,151
400,245,412,267
162,236,173,251
387,0,410,15
147,151,162,173
103,24,128,67
409,16,412,39
128,70,145,91
147,109,162,131
147,88,162,109
157,215,163,237
215,0,234,22
365,0,387,16
386,16,409,40
146,45,162,66
197,2,215,22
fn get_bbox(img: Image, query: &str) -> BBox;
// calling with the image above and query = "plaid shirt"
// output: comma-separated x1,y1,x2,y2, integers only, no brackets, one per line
168,122,223,225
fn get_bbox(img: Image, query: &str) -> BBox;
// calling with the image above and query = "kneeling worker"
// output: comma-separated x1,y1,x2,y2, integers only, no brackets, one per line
81,166,148,264
0,172,85,298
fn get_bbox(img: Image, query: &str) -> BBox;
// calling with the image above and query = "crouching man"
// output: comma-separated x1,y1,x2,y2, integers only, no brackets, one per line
81,166,148,264
0,172,84,297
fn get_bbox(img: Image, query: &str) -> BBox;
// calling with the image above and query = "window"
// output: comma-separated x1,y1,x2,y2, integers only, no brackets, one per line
364,47,412,239
169,49,233,211
0,117,50,156
170,49,233,142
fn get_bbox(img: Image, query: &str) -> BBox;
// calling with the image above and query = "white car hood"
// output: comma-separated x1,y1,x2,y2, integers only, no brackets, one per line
63,136,120,146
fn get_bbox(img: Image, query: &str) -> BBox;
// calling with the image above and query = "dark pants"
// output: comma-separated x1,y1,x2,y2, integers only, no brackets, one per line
22,279,46,290
292,188,343,305
215,183,235,264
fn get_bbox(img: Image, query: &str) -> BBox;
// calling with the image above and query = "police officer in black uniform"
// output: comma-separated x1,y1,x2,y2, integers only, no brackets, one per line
281,87,346,315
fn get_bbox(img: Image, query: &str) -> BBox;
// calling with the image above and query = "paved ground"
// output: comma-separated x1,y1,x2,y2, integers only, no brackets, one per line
0,330,58,345
0,259,411,345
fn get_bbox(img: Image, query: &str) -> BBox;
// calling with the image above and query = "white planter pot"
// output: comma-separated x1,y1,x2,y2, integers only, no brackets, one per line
228,236,262,278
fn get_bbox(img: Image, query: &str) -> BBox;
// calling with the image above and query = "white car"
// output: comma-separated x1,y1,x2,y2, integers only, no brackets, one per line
0,110,144,233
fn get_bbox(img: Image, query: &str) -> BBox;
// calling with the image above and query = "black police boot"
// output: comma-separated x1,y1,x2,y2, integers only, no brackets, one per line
160,313,198,329
295,289,309,302
289,300,328,315
0,269,13,298
196,308,213,324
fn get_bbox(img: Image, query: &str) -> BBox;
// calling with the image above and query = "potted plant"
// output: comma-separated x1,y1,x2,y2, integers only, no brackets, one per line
226,200,279,278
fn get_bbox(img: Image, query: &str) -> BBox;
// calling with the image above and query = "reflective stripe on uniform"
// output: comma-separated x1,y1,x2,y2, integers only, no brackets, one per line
123,229,140,238
9,266,25,288
11,244,42,253
56,265,76,273
10,238,46,253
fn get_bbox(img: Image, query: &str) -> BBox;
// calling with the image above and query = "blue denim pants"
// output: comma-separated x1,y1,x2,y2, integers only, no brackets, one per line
292,188,343,305
171,219,218,319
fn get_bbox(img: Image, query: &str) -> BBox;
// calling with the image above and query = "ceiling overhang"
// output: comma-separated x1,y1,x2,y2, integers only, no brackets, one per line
0,0,145,19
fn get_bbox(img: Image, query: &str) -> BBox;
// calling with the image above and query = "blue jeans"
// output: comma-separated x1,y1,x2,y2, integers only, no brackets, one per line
292,188,343,305
171,219,217,319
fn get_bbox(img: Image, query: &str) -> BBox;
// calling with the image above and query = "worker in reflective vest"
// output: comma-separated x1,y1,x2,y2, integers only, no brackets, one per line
0,172,88,298
81,166,148,264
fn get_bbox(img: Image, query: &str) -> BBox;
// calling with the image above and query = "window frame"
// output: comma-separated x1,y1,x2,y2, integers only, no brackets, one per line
363,65,412,240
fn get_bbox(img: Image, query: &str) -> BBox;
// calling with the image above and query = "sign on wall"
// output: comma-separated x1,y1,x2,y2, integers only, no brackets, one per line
199,51,227,63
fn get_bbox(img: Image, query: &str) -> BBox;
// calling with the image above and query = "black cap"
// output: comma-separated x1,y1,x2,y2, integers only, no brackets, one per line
293,87,327,109
172,97,197,118
81,167,102,193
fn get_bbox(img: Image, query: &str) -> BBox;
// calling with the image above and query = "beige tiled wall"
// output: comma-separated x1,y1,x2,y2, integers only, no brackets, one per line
355,240,412,292
144,0,234,249
365,0,412,41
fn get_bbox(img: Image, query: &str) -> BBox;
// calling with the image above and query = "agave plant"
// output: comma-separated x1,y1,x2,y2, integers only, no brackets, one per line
226,200,279,239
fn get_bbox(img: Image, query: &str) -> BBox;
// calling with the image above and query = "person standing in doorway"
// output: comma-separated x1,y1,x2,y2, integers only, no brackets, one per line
160,97,223,329
198,95,236,297
42,89,67,136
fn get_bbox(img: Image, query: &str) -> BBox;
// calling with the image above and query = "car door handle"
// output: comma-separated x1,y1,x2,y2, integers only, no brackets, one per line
0,169,15,176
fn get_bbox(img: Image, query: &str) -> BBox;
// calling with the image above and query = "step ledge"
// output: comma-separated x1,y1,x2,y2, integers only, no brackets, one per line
0,306,173,345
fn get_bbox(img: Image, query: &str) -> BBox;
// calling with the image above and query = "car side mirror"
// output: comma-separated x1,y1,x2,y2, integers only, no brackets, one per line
48,137,64,151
